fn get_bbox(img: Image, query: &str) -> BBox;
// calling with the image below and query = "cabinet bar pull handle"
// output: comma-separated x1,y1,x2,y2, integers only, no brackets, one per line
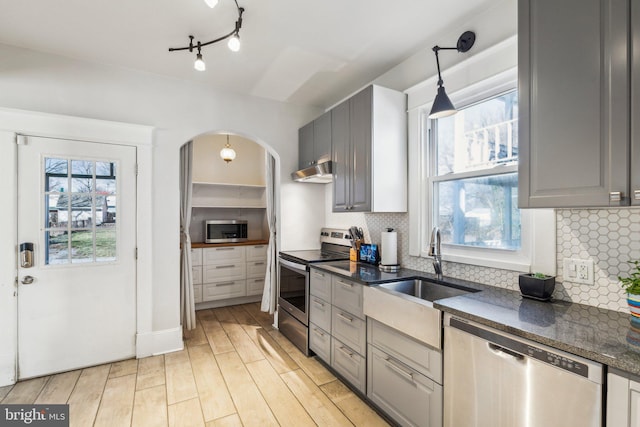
337,312,353,322
313,328,325,337
215,247,235,251
385,357,414,381
313,271,325,277
215,265,235,269
635,190,640,201
254,245,264,248
253,262,265,266
337,280,353,288
338,346,354,358
313,299,325,308
215,282,235,287
609,191,622,203
254,278,263,282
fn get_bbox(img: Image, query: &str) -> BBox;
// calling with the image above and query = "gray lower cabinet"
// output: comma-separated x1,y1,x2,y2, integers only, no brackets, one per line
367,318,443,427
518,0,631,208
308,268,367,394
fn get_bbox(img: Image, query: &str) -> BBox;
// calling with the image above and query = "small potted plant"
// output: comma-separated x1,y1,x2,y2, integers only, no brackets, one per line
519,272,555,301
618,260,640,322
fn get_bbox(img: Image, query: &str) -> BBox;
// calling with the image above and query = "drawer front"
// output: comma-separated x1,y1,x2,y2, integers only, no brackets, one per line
332,276,363,318
203,246,246,264
247,260,267,278
193,284,203,303
203,262,246,283
332,307,366,356
309,296,331,332
192,266,203,285
191,248,203,266
246,244,268,261
332,338,366,394
368,319,442,382
368,345,442,427
246,277,264,296
309,268,332,301
202,280,246,301
309,323,331,363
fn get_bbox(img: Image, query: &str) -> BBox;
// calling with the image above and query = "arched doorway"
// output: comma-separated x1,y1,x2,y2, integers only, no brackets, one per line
178,131,280,331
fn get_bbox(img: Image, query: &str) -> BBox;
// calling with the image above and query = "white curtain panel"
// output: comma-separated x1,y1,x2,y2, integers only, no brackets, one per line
180,141,196,330
261,154,278,314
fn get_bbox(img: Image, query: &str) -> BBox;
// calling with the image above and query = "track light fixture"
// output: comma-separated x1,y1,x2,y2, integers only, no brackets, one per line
169,0,245,71
428,31,476,119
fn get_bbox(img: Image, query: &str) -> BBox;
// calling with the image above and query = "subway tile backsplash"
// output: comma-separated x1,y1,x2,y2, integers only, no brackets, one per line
363,208,640,313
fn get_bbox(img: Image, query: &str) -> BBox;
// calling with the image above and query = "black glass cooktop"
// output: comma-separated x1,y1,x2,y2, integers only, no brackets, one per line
279,249,349,265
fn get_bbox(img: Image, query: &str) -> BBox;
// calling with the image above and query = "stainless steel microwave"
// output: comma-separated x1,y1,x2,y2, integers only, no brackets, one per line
205,220,248,243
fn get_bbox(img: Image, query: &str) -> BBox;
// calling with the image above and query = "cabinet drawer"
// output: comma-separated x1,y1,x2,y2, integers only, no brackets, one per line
246,244,268,261
192,266,203,285
309,268,332,301
332,307,366,356
202,280,246,301
203,262,246,283
191,248,203,266
332,338,366,394
309,323,331,363
368,345,442,427
193,284,203,303
368,318,442,382
246,277,264,296
247,260,267,278
332,276,363,319
203,246,246,264
309,296,331,332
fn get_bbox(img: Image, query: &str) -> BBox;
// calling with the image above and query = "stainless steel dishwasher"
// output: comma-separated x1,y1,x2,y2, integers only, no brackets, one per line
443,314,603,427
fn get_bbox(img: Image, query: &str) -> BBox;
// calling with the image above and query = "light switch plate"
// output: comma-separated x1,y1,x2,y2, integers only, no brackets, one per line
563,258,594,285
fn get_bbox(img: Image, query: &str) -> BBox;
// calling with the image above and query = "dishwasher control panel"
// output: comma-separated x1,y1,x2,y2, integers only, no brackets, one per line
449,317,590,377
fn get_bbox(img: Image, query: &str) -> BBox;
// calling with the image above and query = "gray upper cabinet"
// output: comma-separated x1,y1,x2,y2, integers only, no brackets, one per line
298,111,332,170
332,85,407,213
518,0,630,208
632,1,640,206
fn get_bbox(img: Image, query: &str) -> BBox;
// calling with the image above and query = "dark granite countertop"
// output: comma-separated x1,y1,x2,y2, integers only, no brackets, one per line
311,260,640,375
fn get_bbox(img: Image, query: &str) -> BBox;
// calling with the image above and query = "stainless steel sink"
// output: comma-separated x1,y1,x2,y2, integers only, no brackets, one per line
377,278,477,303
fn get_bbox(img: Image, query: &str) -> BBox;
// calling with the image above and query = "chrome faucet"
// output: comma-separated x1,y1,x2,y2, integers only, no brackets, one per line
428,227,443,280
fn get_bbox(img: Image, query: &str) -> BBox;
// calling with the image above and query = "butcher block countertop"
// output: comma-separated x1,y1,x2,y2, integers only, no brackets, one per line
191,240,268,249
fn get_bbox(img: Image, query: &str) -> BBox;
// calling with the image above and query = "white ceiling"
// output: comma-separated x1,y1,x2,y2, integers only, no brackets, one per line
0,0,499,108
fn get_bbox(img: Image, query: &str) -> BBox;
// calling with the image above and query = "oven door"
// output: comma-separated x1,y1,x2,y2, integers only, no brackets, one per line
278,257,309,325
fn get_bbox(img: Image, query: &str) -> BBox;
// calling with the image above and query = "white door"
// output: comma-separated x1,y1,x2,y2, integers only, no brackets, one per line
17,135,137,379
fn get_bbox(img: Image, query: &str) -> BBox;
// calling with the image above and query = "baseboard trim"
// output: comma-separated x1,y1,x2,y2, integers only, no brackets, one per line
195,295,261,310
136,327,183,358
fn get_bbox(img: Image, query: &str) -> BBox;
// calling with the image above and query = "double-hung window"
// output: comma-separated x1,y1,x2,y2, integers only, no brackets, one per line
423,83,534,271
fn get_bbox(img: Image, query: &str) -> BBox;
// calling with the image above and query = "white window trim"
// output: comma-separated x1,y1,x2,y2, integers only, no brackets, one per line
409,68,556,274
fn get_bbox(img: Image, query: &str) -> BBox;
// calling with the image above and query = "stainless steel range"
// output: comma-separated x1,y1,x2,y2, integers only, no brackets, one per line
278,228,352,355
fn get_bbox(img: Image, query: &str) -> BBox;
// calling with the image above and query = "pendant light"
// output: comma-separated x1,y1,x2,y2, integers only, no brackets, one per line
428,31,476,119
220,134,237,164
169,0,245,71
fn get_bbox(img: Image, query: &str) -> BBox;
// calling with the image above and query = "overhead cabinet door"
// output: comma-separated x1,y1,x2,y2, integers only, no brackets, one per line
518,0,629,207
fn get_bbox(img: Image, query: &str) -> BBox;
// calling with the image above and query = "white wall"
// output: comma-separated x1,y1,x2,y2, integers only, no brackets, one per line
0,43,324,354
193,134,266,185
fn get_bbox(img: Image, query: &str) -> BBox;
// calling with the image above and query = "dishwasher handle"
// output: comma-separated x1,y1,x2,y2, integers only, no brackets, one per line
488,342,524,361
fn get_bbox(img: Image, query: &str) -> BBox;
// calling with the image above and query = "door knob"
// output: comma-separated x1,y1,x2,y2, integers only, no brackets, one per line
21,276,34,285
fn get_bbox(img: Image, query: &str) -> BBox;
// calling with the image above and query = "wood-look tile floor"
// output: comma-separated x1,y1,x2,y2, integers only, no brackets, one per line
0,303,390,427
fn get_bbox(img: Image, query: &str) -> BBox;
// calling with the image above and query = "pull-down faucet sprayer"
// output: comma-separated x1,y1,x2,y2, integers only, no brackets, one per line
429,227,443,280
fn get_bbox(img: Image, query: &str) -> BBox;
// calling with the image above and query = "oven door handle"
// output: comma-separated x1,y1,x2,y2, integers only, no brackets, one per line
279,257,307,274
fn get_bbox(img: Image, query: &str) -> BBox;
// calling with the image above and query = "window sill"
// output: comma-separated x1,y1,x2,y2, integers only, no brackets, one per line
420,251,530,273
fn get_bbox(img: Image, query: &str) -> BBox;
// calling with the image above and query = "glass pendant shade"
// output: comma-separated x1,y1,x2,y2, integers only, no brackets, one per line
194,53,206,71
220,135,236,163
429,85,456,119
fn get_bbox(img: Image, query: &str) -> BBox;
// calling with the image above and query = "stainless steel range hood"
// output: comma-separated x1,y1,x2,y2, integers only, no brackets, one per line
291,160,333,183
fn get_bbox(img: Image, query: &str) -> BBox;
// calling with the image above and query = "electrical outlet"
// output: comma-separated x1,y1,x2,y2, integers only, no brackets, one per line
563,258,594,285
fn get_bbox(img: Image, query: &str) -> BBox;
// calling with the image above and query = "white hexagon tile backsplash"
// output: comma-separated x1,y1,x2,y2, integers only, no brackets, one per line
362,208,640,313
